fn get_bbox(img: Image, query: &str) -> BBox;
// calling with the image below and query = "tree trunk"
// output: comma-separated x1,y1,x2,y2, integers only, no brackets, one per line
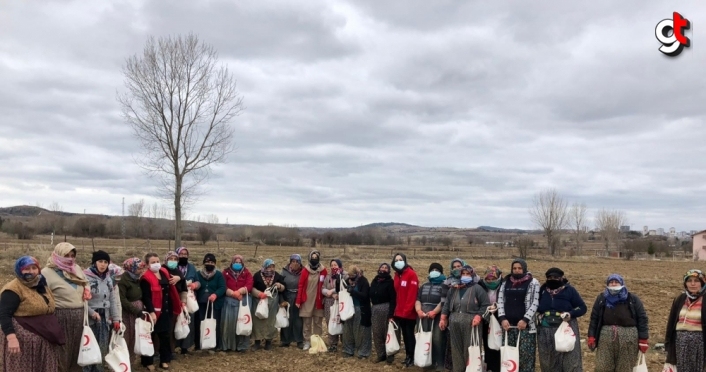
174,177,183,249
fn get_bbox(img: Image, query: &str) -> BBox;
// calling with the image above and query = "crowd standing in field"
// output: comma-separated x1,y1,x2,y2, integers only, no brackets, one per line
3,243,706,371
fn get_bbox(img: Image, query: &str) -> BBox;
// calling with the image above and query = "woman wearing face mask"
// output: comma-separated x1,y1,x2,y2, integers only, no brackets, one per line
415,263,448,372
162,251,187,359
118,257,145,362
295,250,328,351
392,253,419,368
221,254,253,352
83,250,122,372
369,263,396,364
442,258,466,370
341,266,372,359
251,259,285,351
536,267,586,372
0,256,64,372
175,247,198,355
322,258,347,352
664,269,706,372
440,265,490,372
280,254,304,348
479,265,503,372
140,253,184,371
496,259,540,372
588,273,648,372
194,253,225,351
42,242,91,372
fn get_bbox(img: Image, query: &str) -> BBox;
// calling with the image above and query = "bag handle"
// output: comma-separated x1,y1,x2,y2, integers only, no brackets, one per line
83,302,90,327
141,311,155,332
389,319,399,330
205,300,214,319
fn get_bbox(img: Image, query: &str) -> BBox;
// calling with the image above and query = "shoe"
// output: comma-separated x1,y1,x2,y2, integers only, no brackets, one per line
357,355,368,360
342,353,353,358
302,342,310,351
297,342,304,349
386,355,395,364
328,346,337,353
264,340,273,351
404,357,414,368
159,363,169,370
251,340,261,351
180,348,189,355
280,343,290,348
375,355,387,363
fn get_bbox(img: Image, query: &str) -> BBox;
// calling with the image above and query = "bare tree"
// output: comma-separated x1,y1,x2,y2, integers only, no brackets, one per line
568,202,587,254
118,33,243,248
529,188,568,256
514,237,534,259
594,209,627,251
49,201,63,212
128,199,145,218
206,214,219,225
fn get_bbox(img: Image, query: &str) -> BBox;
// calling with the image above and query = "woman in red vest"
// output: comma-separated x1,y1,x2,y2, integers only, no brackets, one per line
140,253,184,371
392,253,418,368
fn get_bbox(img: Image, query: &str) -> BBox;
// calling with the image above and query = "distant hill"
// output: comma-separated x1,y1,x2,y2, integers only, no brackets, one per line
359,222,420,228
477,225,529,233
0,205,82,218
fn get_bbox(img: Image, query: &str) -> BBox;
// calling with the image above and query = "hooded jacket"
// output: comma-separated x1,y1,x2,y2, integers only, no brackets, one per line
392,253,419,320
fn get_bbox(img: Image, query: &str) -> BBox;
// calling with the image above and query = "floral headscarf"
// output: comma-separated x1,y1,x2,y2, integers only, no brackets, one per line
122,258,144,280
46,242,87,286
15,256,43,289
164,251,178,264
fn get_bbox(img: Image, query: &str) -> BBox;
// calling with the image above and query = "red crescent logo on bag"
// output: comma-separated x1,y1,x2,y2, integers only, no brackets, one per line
243,314,251,324
339,302,344,312
564,327,575,336
424,342,430,351
205,328,211,336
386,334,390,343
503,360,517,372
83,335,90,346
119,362,129,372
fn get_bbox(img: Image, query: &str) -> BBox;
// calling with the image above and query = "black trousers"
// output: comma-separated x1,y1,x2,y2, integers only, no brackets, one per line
395,317,416,360
142,330,171,366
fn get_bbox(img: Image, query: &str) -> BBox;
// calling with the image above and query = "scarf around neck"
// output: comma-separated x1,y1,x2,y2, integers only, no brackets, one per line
510,273,532,288
604,287,628,308
200,268,216,280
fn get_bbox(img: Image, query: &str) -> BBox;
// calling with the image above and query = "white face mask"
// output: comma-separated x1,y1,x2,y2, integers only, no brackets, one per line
394,261,405,270
607,285,624,294
149,263,161,273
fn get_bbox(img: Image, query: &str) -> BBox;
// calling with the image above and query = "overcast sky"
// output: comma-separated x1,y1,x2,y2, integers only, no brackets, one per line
1,1,705,230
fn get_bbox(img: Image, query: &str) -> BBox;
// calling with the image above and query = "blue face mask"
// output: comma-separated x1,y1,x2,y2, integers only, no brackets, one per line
429,271,441,279
166,261,178,270
232,263,243,271
460,276,473,284
394,261,405,270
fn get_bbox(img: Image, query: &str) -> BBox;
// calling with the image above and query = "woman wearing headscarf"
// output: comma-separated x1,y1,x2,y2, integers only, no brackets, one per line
369,263,396,364
0,256,64,372
664,269,706,372
194,253,226,351
341,265,372,359
536,267,587,372
83,251,121,372
295,250,327,351
42,242,91,372
221,254,253,352
140,253,184,370
440,265,490,372
322,258,347,352
251,259,285,351
479,265,503,372
392,253,419,368
497,258,540,372
162,251,186,359
442,258,466,370
175,247,198,354
588,273,649,372
118,257,145,362
280,254,304,348
415,263,448,371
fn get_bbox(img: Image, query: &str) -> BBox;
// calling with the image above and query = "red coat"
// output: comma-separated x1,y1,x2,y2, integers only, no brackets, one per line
393,266,419,320
223,268,254,293
296,267,328,309
141,268,181,318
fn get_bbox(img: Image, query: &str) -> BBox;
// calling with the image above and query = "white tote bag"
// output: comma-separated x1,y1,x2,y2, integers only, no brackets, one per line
500,330,520,372
662,363,677,372
236,295,253,336
276,304,290,329
77,304,102,366
134,312,154,356
338,279,355,321
200,301,217,350
386,320,400,355
414,319,433,368
487,313,503,351
328,302,343,335
466,327,485,372
554,321,576,352
105,327,131,372
255,288,272,320
633,352,648,372
186,285,199,313
174,308,191,340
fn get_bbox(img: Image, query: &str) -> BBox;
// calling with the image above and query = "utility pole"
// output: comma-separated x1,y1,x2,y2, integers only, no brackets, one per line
121,197,126,251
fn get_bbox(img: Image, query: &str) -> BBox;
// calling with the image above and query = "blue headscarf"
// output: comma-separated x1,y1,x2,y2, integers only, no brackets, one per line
604,273,628,308
262,259,275,278
14,256,44,290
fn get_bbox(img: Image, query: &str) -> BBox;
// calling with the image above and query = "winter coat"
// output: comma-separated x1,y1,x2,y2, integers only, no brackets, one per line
118,274,143,316
196,270,227,310
537,280,587,320
665,293,706,364
295,265,328,315
223,268,254,293
84,269,121,322
393,266,419,320
442,284,490,317
369,274,396,319
497,276,540,333
588,292,648,346
348,276,372,327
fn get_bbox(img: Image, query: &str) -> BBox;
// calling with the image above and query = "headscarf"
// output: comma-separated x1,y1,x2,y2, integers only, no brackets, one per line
449,258,465,278
164,251,178,264
376,263,392,282
684,269,706,300
122,258,144,280
176,247,190,276
175,247,189,256
15,256,43,289
200,253,218,280
604,273,628,308
226,254,245,279
483,265,503,290
509,259,532,288
108,263,124,278
46,242,88,286
457,265,476,287
287,254,302,275
262,259,275,277
308,250,321,270
331,259,343,277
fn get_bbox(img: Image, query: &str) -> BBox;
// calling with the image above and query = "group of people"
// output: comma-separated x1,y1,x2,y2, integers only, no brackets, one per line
1,244,706,372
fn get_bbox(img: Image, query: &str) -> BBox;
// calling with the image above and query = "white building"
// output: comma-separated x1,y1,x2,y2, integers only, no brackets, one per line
657,228,665,236
643,226,649,236
649,230,657,236
670,227,676,237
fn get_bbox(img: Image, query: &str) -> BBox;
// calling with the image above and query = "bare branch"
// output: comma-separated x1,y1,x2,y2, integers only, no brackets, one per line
528,188,568,256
